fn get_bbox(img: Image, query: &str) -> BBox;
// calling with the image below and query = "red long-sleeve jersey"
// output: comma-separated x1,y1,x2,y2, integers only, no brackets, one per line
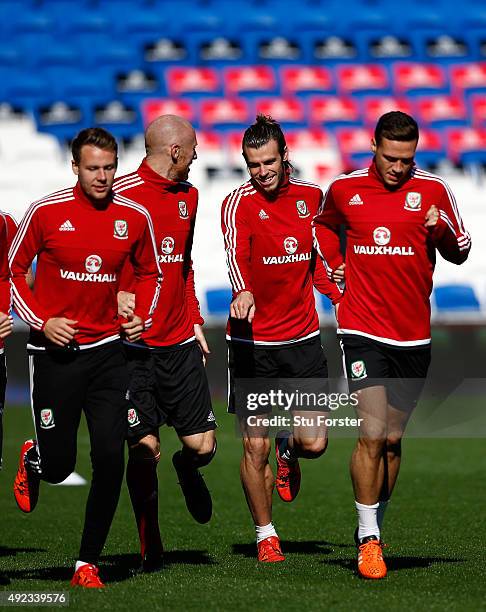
222,177,342,345
9,184,161,350
0,212,14,354
114,160,203,347
312,163,471,346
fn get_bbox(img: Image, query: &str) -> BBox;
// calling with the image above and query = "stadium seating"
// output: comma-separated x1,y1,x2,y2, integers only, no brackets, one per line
446,127,486,166
255,98,306,128
199,98,251,130
336,64,390,97
280,66,334,96
434,284,481,311
415,96,469,129
142,99,196,126
205,287,232,316
166,67,222,98
392,63,449,96
223,66,277,97
309,96,361,129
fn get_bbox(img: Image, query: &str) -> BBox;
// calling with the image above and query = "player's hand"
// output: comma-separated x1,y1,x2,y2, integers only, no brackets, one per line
122,315,144,342
44,317,79,346
118,291,136,318
334,301,340,323
425,205,440,228
230,291,256,323
194,323,210,366
331,263,345,283
0,312,13,339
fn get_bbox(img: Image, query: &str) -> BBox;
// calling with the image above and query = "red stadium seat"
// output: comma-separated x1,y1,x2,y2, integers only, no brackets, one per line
415,95,468,127
335,127,374,169
223,66,276,96
446,127,486,164
199,98,251,129
308,96,360,126
450,63,486,93
470,94,486,126
393,62,448,95
255,97,306,125
336,64,390,96
414,128,446,167
166,67,221,96
285,128,331,150
227,130,245,153
280,66,334,96
142,99,196,126
361,96,413,125
195,131,224,150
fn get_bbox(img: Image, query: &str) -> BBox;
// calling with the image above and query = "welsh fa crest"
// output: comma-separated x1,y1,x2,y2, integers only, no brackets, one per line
296,200,310,218
351,360,367,379
40,408,55,429
114,219,128,239
127,407,140,427
178,201,189,219
405,192,422,211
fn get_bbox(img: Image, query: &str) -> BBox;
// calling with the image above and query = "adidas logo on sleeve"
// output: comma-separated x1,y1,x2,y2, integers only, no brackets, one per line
59,220,75,231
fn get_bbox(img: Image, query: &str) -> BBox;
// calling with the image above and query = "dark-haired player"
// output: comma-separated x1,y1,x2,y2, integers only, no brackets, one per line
313,111,471,579
10,128,161,588
221,115,342,562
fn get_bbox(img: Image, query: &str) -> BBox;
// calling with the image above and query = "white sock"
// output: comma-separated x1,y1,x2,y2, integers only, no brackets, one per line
377,499,389,530
75,560,91,571
355,501,380,541
255,522,277,544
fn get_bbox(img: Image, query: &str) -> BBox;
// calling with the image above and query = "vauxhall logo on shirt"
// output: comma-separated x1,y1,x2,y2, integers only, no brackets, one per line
262,237,312,265
353,227,415,256
158,237,184,263
60,254,117,282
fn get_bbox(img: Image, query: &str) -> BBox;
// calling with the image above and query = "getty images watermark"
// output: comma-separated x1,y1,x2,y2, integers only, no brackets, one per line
244,387,361,429
233,378,363,436
232,377,486,438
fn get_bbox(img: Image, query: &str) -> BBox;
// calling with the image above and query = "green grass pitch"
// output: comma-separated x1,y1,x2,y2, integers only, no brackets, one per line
0,405,485,611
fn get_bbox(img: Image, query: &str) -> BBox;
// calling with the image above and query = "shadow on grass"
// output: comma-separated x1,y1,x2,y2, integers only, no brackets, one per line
1,550,217,586
323,556,465,572
233,540,349,558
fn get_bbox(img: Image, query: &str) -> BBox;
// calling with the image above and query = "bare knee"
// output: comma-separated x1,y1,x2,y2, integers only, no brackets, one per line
242,437,271,470
357,437,387,460
385,435,402,459
294,436,328,458
129,433,160,460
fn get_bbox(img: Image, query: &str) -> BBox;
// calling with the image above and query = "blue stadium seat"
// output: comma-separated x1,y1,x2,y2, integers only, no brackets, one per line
319,294,334,314
434,285,480,311
206,288,232,315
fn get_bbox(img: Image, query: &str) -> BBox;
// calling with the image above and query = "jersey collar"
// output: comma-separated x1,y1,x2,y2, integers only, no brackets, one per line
137,159,184,192
73,182,113,210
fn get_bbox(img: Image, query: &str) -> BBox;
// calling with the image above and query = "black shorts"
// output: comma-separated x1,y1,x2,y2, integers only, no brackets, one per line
0,353,6,469
227,335,329,415
29,341,128,483
125,341,216,441
340,334,431,411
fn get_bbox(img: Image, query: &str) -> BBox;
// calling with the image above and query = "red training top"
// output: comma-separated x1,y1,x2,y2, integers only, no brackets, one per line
222,176,342,346
9,184,161,350
114,160,204,347
312,164,471,346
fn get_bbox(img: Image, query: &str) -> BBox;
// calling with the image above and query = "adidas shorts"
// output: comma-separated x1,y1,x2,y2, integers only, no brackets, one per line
340,334,431,411
227,335,329,415
125,341,216,441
